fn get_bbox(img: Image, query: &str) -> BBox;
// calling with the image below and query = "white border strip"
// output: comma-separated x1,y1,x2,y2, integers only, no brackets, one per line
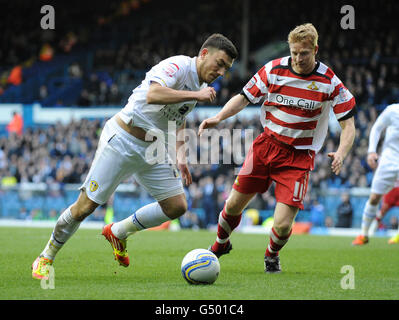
0,219,103,229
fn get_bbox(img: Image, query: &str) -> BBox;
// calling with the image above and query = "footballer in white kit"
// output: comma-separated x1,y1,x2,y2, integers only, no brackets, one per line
352,103,399,245
82,55,208,205
32,33,238,280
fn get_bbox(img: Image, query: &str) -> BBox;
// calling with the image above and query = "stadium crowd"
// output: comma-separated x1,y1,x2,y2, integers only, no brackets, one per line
1,1,398,107
1,0,398,227
0,109,386,227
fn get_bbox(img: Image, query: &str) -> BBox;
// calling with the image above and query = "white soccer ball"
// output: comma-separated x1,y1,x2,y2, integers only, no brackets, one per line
181,248,220,284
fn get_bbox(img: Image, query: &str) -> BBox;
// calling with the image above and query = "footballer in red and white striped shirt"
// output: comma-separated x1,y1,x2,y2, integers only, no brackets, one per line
243,56,355,151
200,23,356,273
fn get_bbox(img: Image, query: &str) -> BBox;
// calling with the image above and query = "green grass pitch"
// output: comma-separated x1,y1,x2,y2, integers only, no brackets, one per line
1,227,398,300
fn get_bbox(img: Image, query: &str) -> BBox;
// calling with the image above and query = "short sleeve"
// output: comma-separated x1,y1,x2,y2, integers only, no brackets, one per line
330,75,356,120
148,60,183,88
242,65,268,104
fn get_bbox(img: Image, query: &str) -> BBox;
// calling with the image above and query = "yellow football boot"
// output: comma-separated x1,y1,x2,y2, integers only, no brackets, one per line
388,233,399,244
32,256,53,280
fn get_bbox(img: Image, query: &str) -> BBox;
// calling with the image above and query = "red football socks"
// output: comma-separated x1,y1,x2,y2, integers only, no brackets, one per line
265,227,292,257
211,206,242,252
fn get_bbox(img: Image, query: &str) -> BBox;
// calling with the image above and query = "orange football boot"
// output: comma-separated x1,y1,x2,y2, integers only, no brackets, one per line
352,235,369,246
102,223,130,267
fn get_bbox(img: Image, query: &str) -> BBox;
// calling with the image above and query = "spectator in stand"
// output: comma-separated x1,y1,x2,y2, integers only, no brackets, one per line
335,193,353,228
390,216,398,230
310,199,325,227
6,111,24,136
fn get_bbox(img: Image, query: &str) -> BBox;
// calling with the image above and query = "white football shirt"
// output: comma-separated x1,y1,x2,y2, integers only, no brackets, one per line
368,103,399,157
118,55,207,142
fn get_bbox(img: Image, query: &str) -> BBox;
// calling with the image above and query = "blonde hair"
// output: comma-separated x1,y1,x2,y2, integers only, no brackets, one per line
288,23,318,49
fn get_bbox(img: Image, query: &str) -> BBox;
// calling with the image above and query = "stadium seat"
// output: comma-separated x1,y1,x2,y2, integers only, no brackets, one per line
43,196,67,216
0,196,22,217
23,197,45,212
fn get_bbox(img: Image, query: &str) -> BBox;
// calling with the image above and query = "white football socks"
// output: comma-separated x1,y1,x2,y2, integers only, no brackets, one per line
361,201,379,237
41,207,81,260
111,202,170,239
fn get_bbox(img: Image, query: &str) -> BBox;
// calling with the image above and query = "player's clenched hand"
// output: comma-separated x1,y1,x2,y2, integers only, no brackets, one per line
367,152,379,170
195,87,216,103
198,116,220,136
328,152,344,175
178,163,192,186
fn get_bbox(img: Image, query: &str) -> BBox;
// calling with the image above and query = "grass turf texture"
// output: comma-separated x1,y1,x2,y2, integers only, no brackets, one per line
1,227,398,300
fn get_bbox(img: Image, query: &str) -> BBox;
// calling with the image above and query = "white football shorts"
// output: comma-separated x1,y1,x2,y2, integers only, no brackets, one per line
80,116,184,205
370,150,399,195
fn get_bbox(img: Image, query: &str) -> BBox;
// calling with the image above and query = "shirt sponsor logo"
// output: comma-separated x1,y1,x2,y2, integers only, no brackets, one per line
178,105,189,115
274,94,317,110
160,104,194,127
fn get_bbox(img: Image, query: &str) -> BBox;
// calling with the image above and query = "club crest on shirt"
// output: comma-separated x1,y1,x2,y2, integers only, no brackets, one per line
89,180,99,192
307,81,319,91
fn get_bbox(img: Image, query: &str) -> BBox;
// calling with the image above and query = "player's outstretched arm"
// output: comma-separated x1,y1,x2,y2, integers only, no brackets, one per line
328,116,355,175
198,94,249,136
146,82,216,104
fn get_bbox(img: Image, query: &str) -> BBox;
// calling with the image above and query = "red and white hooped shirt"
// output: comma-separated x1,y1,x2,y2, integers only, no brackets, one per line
242,56,356,153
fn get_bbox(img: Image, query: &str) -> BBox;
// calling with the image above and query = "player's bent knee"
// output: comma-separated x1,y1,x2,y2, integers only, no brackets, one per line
369,193,382,205
273,224,292,237
225,200,241,215
159,195,188,219
225,190,255,215
165,202,188,219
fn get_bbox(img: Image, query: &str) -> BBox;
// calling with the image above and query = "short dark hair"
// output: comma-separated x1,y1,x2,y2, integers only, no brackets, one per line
200,33,238,59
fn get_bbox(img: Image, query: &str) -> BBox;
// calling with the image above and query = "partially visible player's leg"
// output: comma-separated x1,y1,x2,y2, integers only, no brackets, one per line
377,200,392,222
369,200,393,234
362,193,383,233
352,193,383,246
388,228,399,244
209,188,256,257
387,191,399,244
354,155,398,245
376,187,398,227
388,231,399,244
